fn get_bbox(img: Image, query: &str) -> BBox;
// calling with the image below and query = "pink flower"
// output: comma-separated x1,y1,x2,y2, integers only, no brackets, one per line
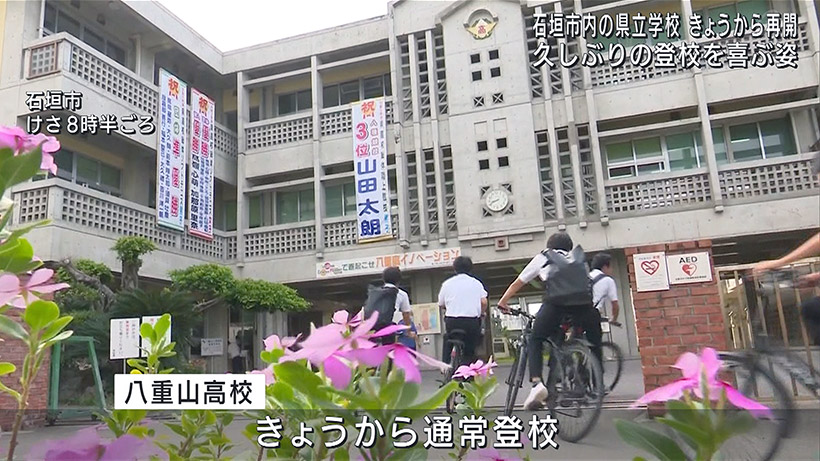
31,426,167,461
0,125,28,152
263,333,300,352
250,366,276,386
344,340,450,384
474,446,521,461
632,348,772,418
0,125,60,174
332,309,363,329
0,268,70,308
24,132,61,154
453,357,498,380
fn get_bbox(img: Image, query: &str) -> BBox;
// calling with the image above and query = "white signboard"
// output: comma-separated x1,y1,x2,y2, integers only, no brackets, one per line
316,247,461,279
352,98,391,243
667,252,713,285
188,88,215,240
140,315,172,358
633,252,670,292
156,68,188,231
114,374,265,410
200,338,224,357
110,318,141,360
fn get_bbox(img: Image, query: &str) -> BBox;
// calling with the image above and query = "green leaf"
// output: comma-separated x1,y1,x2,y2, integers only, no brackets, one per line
24,300,60,332
273,361,326,400
166,423,187,438
396,381,420,409
139,322,154,341
0,362,16,376
3,220,49,246
0,316,28,341
0,201,13,234
0,237,35,273
331,448,350,461
154,314,171,340
656,416,711,448
0,146,42,191
0,380,21,400
42,316,73,341
39,330,73,352
614,419,688,461
407,380,459,412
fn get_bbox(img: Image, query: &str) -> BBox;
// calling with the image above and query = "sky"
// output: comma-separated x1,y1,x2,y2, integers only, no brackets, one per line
155,0,393,52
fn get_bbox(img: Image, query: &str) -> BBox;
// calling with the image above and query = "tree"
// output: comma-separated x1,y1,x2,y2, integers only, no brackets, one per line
112,236,157,290
52,259,115,312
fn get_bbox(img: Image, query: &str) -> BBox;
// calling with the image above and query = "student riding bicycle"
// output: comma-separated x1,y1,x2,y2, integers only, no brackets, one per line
497,231,603,410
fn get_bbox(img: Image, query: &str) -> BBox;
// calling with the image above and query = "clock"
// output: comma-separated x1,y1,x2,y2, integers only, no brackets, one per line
484,188,509,213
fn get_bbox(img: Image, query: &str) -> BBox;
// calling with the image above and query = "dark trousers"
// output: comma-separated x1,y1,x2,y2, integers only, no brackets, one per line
442,317,481,366
802,296,820,345
530,302,602,382
231,356,244,374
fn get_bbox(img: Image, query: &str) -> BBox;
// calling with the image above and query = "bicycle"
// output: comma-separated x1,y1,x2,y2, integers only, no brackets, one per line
557,315,624,394
671,269,820,461
502,307,605,443
442,328,467,414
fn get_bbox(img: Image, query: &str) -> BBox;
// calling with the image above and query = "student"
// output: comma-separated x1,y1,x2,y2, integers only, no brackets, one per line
363,267,412,345
397,320,418,350
590,252,620,325
438,256,488,366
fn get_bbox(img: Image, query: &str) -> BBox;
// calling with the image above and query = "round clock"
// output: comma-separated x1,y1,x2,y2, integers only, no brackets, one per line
484,188,509,212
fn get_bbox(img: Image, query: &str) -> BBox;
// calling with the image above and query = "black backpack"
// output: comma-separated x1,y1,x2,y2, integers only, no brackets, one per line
542,245,594,308
363,283,399,330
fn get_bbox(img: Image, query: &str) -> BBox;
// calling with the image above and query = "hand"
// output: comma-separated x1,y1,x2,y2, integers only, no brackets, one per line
409,331,418,339
497,301,511,314
797,273,820,288
753,260,782,275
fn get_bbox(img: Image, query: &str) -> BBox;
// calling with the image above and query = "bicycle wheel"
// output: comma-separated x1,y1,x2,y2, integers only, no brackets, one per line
504,343,528,417
669,355,793,461
445,344,463,414
600,341,623,393
550,342,604,443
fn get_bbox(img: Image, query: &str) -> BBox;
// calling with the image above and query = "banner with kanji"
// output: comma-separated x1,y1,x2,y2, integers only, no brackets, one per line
188,88,215,240
352,98,391,243
156,69,188,231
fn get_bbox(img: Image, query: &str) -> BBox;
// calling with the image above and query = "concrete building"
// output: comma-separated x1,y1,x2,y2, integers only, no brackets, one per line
2,0,819,374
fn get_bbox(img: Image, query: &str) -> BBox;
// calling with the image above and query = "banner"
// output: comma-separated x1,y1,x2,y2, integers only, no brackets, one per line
156,69,188,231
352,98,391,243
188,88,215,240
317,247,461,279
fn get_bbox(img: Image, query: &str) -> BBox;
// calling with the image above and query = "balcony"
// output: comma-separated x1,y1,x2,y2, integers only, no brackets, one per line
11,179,237,262
604,153,819,217
23,33,238,161
245,101,395,151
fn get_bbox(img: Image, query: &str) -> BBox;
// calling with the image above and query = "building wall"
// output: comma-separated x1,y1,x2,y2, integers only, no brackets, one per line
0,310,51,431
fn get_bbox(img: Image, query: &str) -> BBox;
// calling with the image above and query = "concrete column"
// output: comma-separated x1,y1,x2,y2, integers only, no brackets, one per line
387,8,411,248
236,72,247,269
681,0,725,212
796,0,820,78
425,29,447,244
311,56,325,258
574,0,609,224
408,34,429,245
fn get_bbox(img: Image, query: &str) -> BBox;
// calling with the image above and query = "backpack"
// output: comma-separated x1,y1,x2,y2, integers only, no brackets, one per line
542,245,593,308
363,283,399,330
591,272,612,310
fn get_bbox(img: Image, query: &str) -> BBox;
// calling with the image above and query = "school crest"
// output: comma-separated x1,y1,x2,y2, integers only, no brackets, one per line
465,9,498,40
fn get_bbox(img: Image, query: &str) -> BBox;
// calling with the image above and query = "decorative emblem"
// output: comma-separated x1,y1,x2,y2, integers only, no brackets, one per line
465,9,498,40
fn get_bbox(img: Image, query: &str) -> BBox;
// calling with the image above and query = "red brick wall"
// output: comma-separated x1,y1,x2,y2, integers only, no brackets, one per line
626,239,728,400
0,309,51,431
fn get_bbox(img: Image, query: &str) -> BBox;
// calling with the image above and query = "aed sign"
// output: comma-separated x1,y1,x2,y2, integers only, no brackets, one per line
666,252,712,285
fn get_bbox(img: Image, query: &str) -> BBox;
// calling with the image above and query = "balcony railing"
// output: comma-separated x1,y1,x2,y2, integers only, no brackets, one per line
590,22,809,88
11,179,237,261
246,101,395,150
605,169,713,215
24,33,238,159
719,153,820,201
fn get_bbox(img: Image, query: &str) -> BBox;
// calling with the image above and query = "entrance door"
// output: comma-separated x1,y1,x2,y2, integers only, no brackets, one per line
288,311,324,338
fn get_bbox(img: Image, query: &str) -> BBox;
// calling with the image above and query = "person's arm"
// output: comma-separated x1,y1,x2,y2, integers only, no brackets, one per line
499,255,543,309
611,301,620,324
400,292,412,326
481,297,489,315
608,280,620,322
755,232,820,272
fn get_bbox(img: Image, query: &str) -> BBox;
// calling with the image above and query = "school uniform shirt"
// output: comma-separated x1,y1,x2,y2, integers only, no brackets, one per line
384,282,412,315
438,273,488,318
590,269,618,316
517,249,572,284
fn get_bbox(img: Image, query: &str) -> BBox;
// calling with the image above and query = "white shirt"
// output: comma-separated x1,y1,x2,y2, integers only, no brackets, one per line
438,273,488,318
590,269,618,315
228,342,240,358
517,249,572,284
384,283,412,314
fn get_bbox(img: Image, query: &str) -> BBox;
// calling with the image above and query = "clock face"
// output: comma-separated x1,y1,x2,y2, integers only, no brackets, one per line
485,189,509,212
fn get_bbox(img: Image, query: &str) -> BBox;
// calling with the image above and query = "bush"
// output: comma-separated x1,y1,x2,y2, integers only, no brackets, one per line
112,236,157,264
230,278,310,312
169,263,235,299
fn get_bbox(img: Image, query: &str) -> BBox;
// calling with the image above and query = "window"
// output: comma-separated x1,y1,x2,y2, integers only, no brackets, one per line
729,123,762,161
472,71,482,82
43,3,128,67
490,67,501,78
340,81,360,105
666,133,702,171
322,74,391,108
323,85,340,108
496,138,507,149
605,137,665,178
471,53,481,64
276,189,314,224
363,75,387,99
277,90,311,116
695,128,729,165
249,106,260,122
473,96,484,107
725,116,796,161
479,159,490,170
477,141,488,151
45,149,122,195
248,194,263,228
694,0,771,36
489,49,499,60
224,200,237,231
498,156,509,167
492,93,504,104
325,182,356,218
148,180,156,209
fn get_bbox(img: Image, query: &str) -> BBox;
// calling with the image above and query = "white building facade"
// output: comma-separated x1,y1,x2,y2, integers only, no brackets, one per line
2,0,820,366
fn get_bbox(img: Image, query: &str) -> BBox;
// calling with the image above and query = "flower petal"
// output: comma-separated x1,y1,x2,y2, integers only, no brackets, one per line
409,348,451,372
371,324,408,338
332,310,350,325
101,434,167,461
632,378,697,408
453,365,477,380
324,354,353,389
263,335,282,352
393,347,422,383
700,348,721,383
30,282,70,294
720,382,774,419
343,347,390,368
672,352,702,379
27,268,55,287
250,366,276,386
0,274,20,293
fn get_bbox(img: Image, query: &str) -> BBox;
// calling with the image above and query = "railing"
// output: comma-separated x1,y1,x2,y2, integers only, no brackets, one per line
11,179,236,261
590,22,810,88
605,169,713,215
244,224,316,258
245,113,313,150
23,33,239,159
718,153,820,201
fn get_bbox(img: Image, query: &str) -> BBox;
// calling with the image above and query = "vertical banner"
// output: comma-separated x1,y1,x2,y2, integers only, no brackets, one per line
352,97,392,243
156,69,188,231
188,89,215,240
